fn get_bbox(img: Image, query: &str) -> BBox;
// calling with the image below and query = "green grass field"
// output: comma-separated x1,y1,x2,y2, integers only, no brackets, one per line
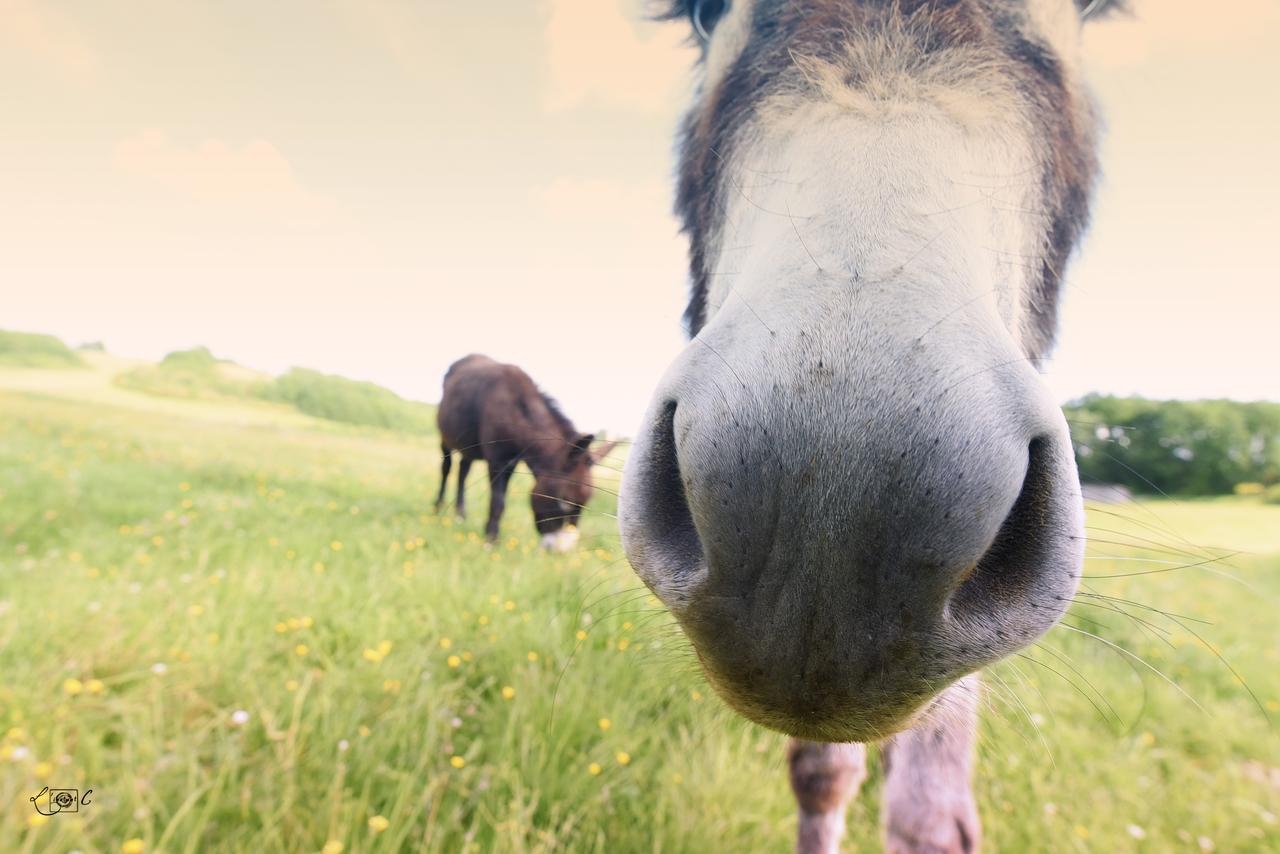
1,357,1277,853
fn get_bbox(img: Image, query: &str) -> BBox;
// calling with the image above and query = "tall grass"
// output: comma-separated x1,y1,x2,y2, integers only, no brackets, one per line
0,377,1276,852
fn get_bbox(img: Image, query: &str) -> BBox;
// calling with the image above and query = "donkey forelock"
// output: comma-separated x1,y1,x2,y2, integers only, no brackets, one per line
663,0,1105,357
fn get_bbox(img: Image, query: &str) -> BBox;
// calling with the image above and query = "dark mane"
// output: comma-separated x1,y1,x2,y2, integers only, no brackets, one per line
538,390,577,438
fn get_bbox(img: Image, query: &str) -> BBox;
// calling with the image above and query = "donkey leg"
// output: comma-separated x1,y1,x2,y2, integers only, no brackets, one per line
484,457,518,543
455,456,473,519
788,740,868,854
434,446,453,513
881,676,982,854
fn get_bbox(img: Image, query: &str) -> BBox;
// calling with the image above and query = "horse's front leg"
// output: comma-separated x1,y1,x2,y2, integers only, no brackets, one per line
881,675,982,854
788,740,868,854
484,456,518,543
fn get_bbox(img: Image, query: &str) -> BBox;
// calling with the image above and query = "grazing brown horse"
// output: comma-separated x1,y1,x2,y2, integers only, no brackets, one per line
436,354,615,551
620,1,1120,851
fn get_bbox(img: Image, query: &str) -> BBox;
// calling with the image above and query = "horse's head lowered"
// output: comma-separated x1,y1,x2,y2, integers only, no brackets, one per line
532,433,613,551
621,0,1111,741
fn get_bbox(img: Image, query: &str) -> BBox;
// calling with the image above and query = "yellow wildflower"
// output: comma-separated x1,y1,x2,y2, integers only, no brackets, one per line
576,630,587,641
376,640,392,656
122,840,146,854
588,762,602,776
86,679,106,695
63,678,83,696
322,842,344,854
34,761,52,779
598,718,612,731
439,638,453,649
187,605,204,617
450,755,466,768
330,541,343,551
527,651,539,662
295,644,309,657
616,751,631,766
447,655,461,668
368,815,390,833
286,680,299,692
501,686,516,700
28,813,50,828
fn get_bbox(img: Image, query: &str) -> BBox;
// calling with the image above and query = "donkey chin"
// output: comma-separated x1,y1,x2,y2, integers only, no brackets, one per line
539,525,580,554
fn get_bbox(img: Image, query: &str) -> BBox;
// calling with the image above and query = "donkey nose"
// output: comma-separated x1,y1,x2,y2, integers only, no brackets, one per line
618,339,1084,739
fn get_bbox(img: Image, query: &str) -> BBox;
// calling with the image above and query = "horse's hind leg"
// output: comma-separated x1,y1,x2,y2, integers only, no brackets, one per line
881,675,981,854
435,445,453,513
788,740,868,854
455,456,473,519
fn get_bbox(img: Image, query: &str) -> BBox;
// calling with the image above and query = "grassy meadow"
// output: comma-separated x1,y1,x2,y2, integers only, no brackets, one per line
1,353,1278,852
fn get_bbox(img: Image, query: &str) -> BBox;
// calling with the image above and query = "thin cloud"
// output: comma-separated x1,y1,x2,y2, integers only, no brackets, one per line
113,129,340,228
1085,0,1280,68
541,0,693,113
0,0,98,80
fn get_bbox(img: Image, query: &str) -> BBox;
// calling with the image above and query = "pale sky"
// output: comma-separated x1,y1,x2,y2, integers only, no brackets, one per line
2,0,1277,433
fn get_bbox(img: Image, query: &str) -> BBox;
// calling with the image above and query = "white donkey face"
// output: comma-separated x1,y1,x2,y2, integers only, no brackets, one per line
620,0,1106,741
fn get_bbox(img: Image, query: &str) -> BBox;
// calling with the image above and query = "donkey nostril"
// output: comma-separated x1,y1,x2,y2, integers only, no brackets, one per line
637,400,703,579
953,436,1058,608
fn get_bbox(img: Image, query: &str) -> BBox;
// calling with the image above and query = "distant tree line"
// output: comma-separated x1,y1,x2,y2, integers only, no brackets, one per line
1064,395,1280,497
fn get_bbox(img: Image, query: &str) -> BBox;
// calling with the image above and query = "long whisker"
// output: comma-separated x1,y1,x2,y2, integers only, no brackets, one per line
1057,624,1207,716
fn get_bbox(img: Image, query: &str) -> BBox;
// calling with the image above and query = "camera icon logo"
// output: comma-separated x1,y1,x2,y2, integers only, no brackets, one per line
30,786,92,816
